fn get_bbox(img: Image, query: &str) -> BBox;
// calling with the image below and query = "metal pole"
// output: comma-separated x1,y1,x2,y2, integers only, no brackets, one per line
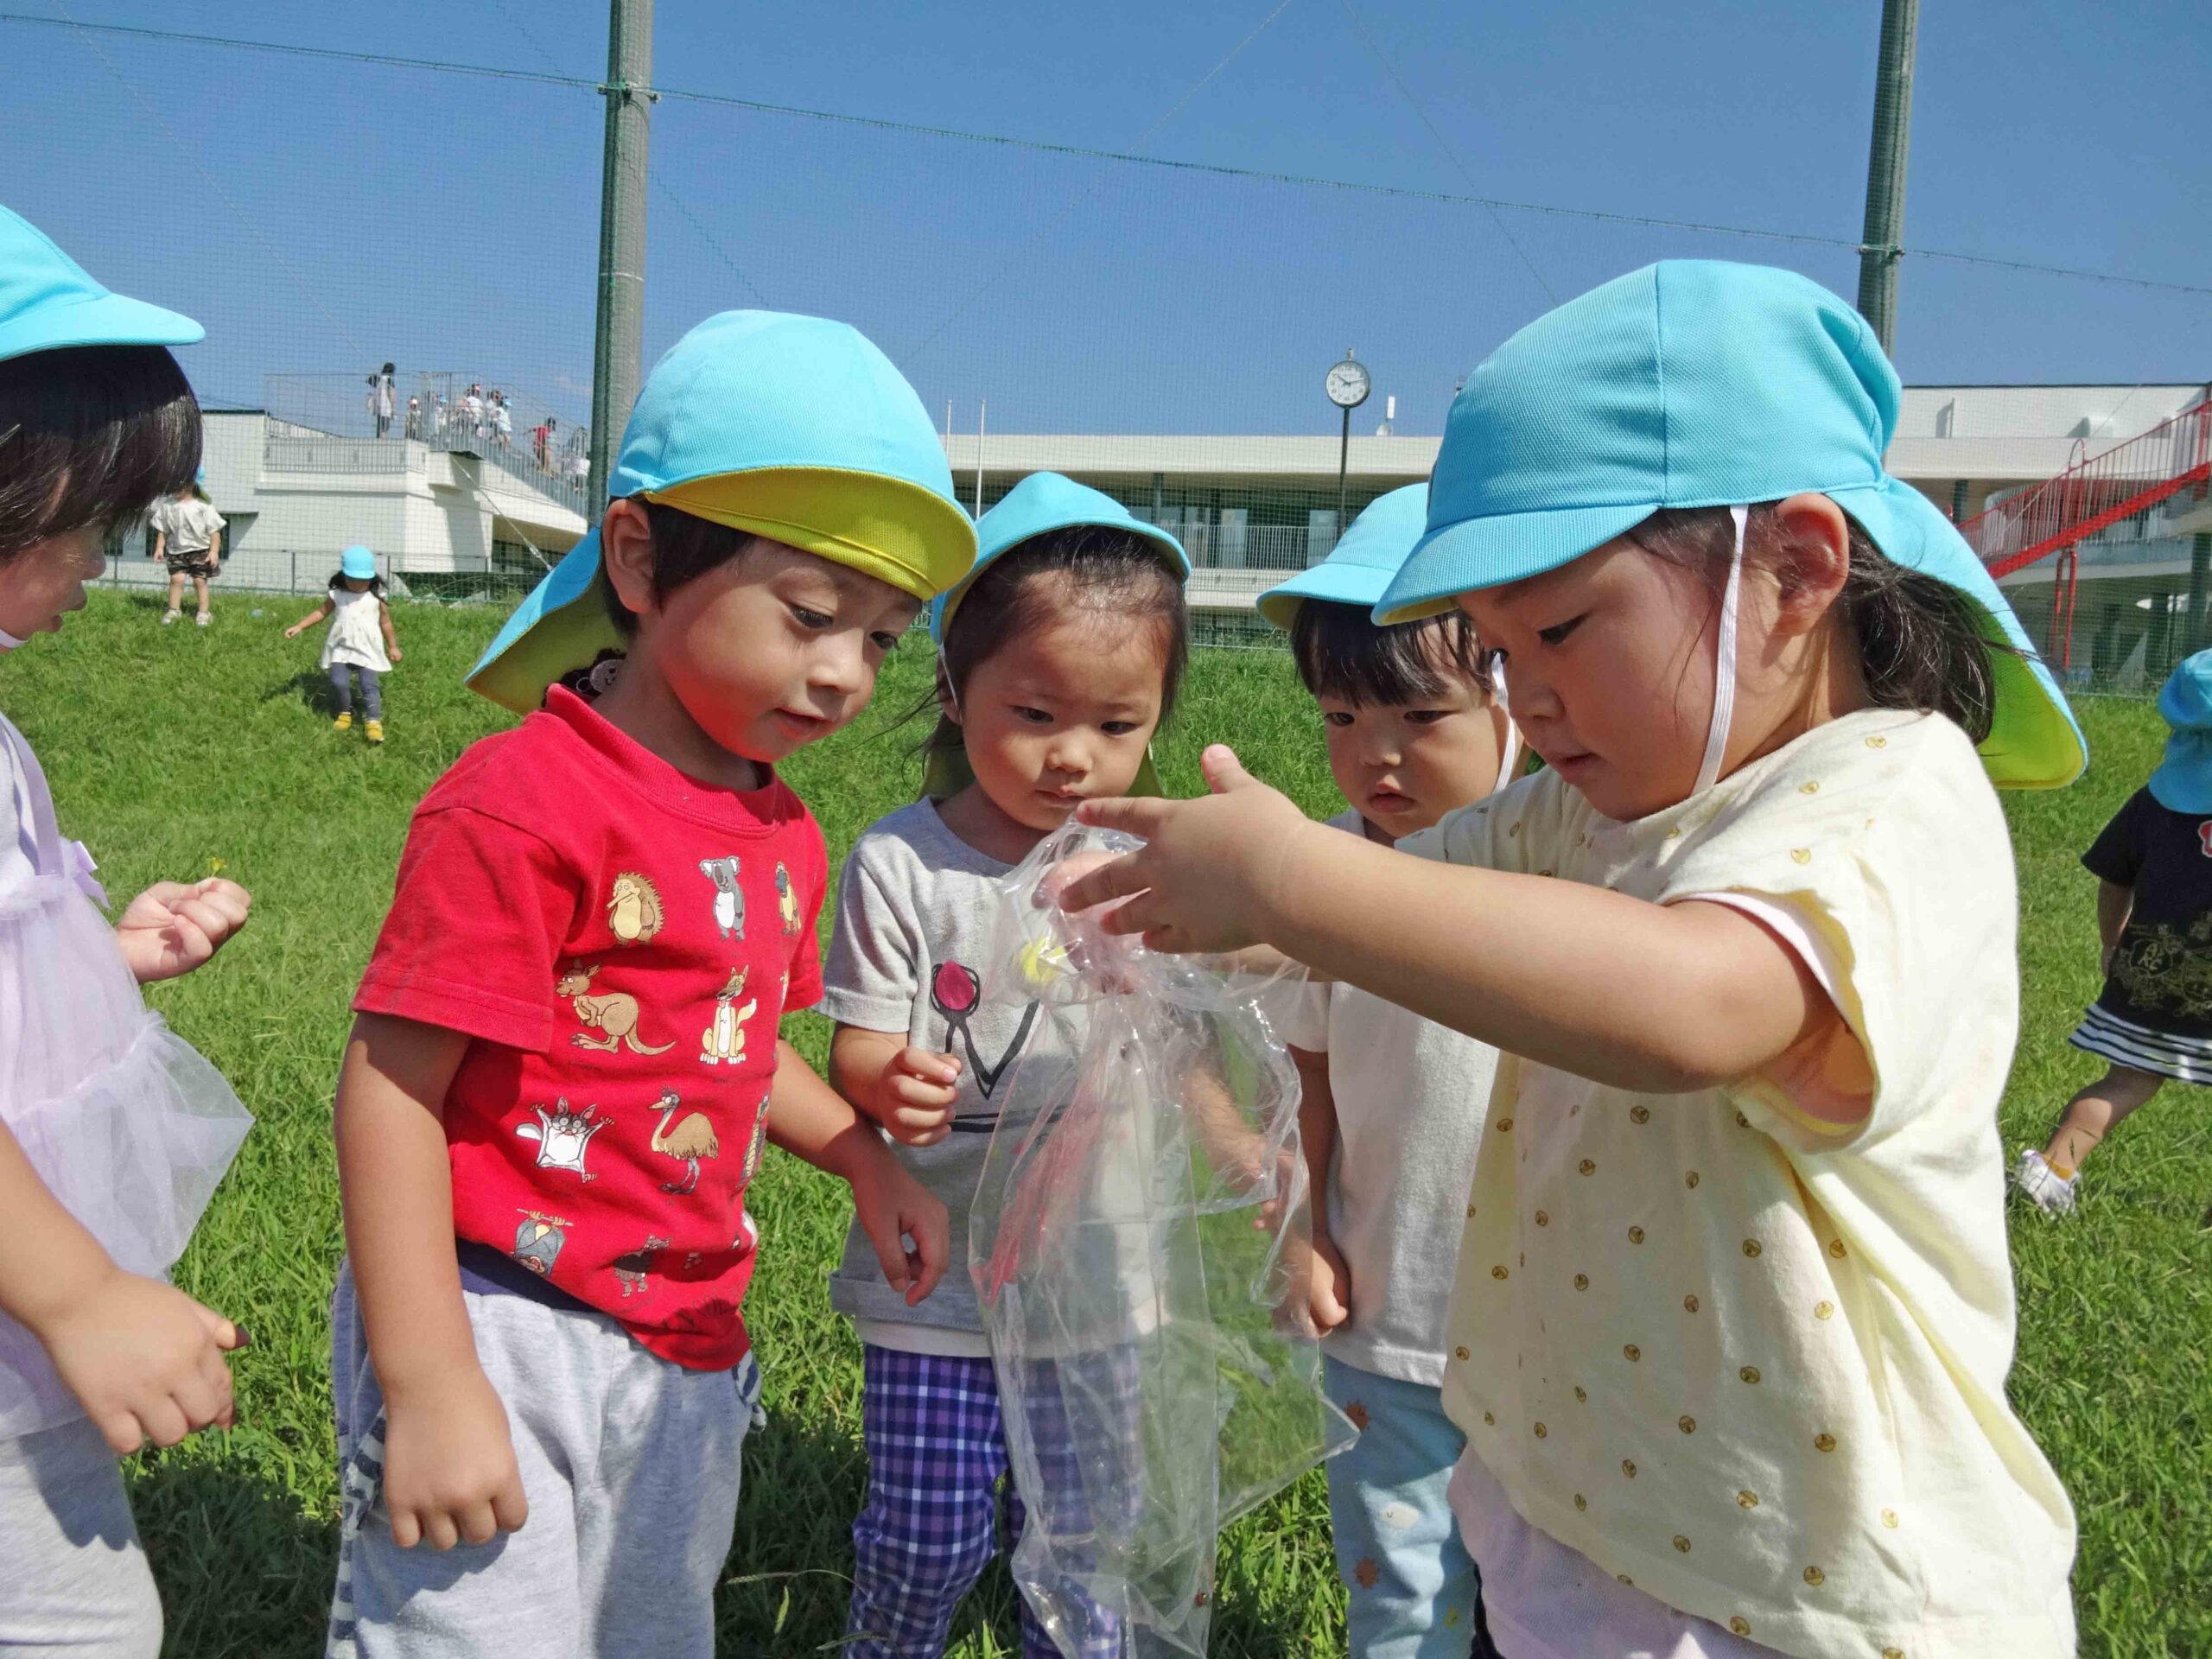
588,0,653,527
2188,531,2212,658
975,399,986,517
1337,405,1351,543
1856,0,1917,355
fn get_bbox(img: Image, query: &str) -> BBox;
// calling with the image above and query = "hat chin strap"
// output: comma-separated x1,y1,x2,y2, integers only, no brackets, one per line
1693,505,1748,796
1488,656,1522,796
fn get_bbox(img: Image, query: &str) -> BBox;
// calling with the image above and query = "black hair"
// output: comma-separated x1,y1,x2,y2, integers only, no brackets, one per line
1289,598,1494,706
920,525,1189,766
329,569,387,598
598,499,759,637
1627,502,2002,743
0,344,200,561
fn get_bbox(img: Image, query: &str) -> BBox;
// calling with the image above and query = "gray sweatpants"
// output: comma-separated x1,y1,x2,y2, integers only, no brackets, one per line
0,1416,162,1658
327,1262,760,1659
328,664,382,720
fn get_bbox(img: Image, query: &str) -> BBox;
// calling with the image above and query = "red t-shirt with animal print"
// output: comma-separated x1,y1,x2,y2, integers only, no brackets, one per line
353,685,827,1370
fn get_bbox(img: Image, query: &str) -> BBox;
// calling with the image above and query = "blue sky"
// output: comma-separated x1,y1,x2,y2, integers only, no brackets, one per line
3,0,2206,437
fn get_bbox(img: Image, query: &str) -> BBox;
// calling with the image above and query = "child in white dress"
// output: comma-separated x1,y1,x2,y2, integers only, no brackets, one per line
286,545,403,743
0,200,255,1658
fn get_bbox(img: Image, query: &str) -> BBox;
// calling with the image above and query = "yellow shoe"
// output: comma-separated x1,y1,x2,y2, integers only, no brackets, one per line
365,719,385,745
333,713,353,732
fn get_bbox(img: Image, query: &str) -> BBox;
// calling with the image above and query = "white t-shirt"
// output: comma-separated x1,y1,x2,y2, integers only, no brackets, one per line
1281,809,1497,1386
1404,709,2076,1659
150,497,226,554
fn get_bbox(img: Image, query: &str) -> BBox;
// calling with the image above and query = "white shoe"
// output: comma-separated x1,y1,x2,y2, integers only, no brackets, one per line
161,609,180,626
195,611,212,627
2014,1148,2077,1217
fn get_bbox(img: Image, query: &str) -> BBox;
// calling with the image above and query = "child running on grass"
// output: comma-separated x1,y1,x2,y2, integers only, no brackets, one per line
1259,482,1518,1659
1059,263,2082,1659
286,546,402,744
2018,648,2212,1216
323,311,975,1658
822,472,1188,1658
0,200,255,1659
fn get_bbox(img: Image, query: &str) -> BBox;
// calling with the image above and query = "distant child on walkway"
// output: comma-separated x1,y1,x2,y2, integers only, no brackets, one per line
0,200,255,1659
823,473,1188,1659
1260,483,1517,1659
1060,263,2082,1659
286,546,402,744
149,469,224,626
324,311,975,1659
2019,648,2212,1216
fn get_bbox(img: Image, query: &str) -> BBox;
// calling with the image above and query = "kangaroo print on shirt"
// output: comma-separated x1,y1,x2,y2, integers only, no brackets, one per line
557,962,675,1055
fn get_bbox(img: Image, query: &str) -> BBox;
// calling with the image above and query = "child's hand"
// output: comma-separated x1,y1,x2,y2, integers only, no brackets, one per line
115,878,251,983
389,645,404,664
34,1267,245,1453
849,1150,950,1306
869,1048,962,1147
380,1365,529,1550
1306,1230,1351,1334
1065,747,1315,954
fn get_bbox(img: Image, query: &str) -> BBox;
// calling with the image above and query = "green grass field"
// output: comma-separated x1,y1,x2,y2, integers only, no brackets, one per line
7,588,2208,1656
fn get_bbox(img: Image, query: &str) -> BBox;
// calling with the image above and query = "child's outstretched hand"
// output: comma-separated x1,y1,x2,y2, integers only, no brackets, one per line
869,1047,961,1147
35,1267,245,1453
380,1365,530,1550
116,877,251,984
849,1151,950,1306
1062,747,1313,955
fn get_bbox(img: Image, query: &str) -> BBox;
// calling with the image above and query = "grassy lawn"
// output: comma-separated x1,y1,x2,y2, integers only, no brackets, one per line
6,588,2207,1656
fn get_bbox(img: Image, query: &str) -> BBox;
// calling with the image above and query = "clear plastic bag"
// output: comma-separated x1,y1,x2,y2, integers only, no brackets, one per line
969,823,1354,1658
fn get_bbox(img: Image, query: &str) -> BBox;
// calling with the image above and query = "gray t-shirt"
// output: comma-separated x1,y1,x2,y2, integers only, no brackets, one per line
1281,810,1497,1386
820,800,1070,1339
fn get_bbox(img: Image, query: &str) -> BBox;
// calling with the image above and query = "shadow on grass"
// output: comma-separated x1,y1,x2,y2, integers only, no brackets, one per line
131,1446,337,1659
261,669,336,715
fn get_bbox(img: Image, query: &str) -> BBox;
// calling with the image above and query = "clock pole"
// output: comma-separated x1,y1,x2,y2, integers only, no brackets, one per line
1338,403,1351,544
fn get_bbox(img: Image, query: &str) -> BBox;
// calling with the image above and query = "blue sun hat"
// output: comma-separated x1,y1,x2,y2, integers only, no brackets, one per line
1260,482,1522,788
1377,261,2085,790
0,202,203,363
340,545,378,582
2149,652,2212,813
924,472,1189,801
1256,483,1428,629
467,310,976,712
929,472,1188,645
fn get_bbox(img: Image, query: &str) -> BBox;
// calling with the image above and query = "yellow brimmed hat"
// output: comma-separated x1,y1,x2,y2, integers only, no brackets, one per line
468,310,976,712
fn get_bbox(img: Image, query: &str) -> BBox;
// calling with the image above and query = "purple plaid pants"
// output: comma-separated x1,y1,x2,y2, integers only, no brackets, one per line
845,1345,1123,1659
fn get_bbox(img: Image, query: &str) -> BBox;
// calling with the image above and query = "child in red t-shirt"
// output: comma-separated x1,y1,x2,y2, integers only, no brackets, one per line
325,311,979,1659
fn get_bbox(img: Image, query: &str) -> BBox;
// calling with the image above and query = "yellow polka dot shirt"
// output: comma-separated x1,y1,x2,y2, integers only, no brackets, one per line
1402,709,2076,1659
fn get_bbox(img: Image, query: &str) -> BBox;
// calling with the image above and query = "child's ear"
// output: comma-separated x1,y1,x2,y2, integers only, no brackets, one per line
599,499,658,620
1768,493,1852,638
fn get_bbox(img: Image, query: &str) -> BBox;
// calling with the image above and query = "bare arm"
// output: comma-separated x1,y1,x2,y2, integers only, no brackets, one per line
1291,1045,1349,1331
335,1013,526,1549
379,598,403,661
285,601,334,638
829,1023,960,1147
0,1116,242,1453
1065,750,1839,1097
2096,879,2133,970
769,1039,949,1303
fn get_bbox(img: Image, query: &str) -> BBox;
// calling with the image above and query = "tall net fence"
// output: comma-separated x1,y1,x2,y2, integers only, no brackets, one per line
5,7,2207,671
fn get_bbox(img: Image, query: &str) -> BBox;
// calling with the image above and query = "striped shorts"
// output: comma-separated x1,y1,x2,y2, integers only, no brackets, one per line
2069,1001,2212,1084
